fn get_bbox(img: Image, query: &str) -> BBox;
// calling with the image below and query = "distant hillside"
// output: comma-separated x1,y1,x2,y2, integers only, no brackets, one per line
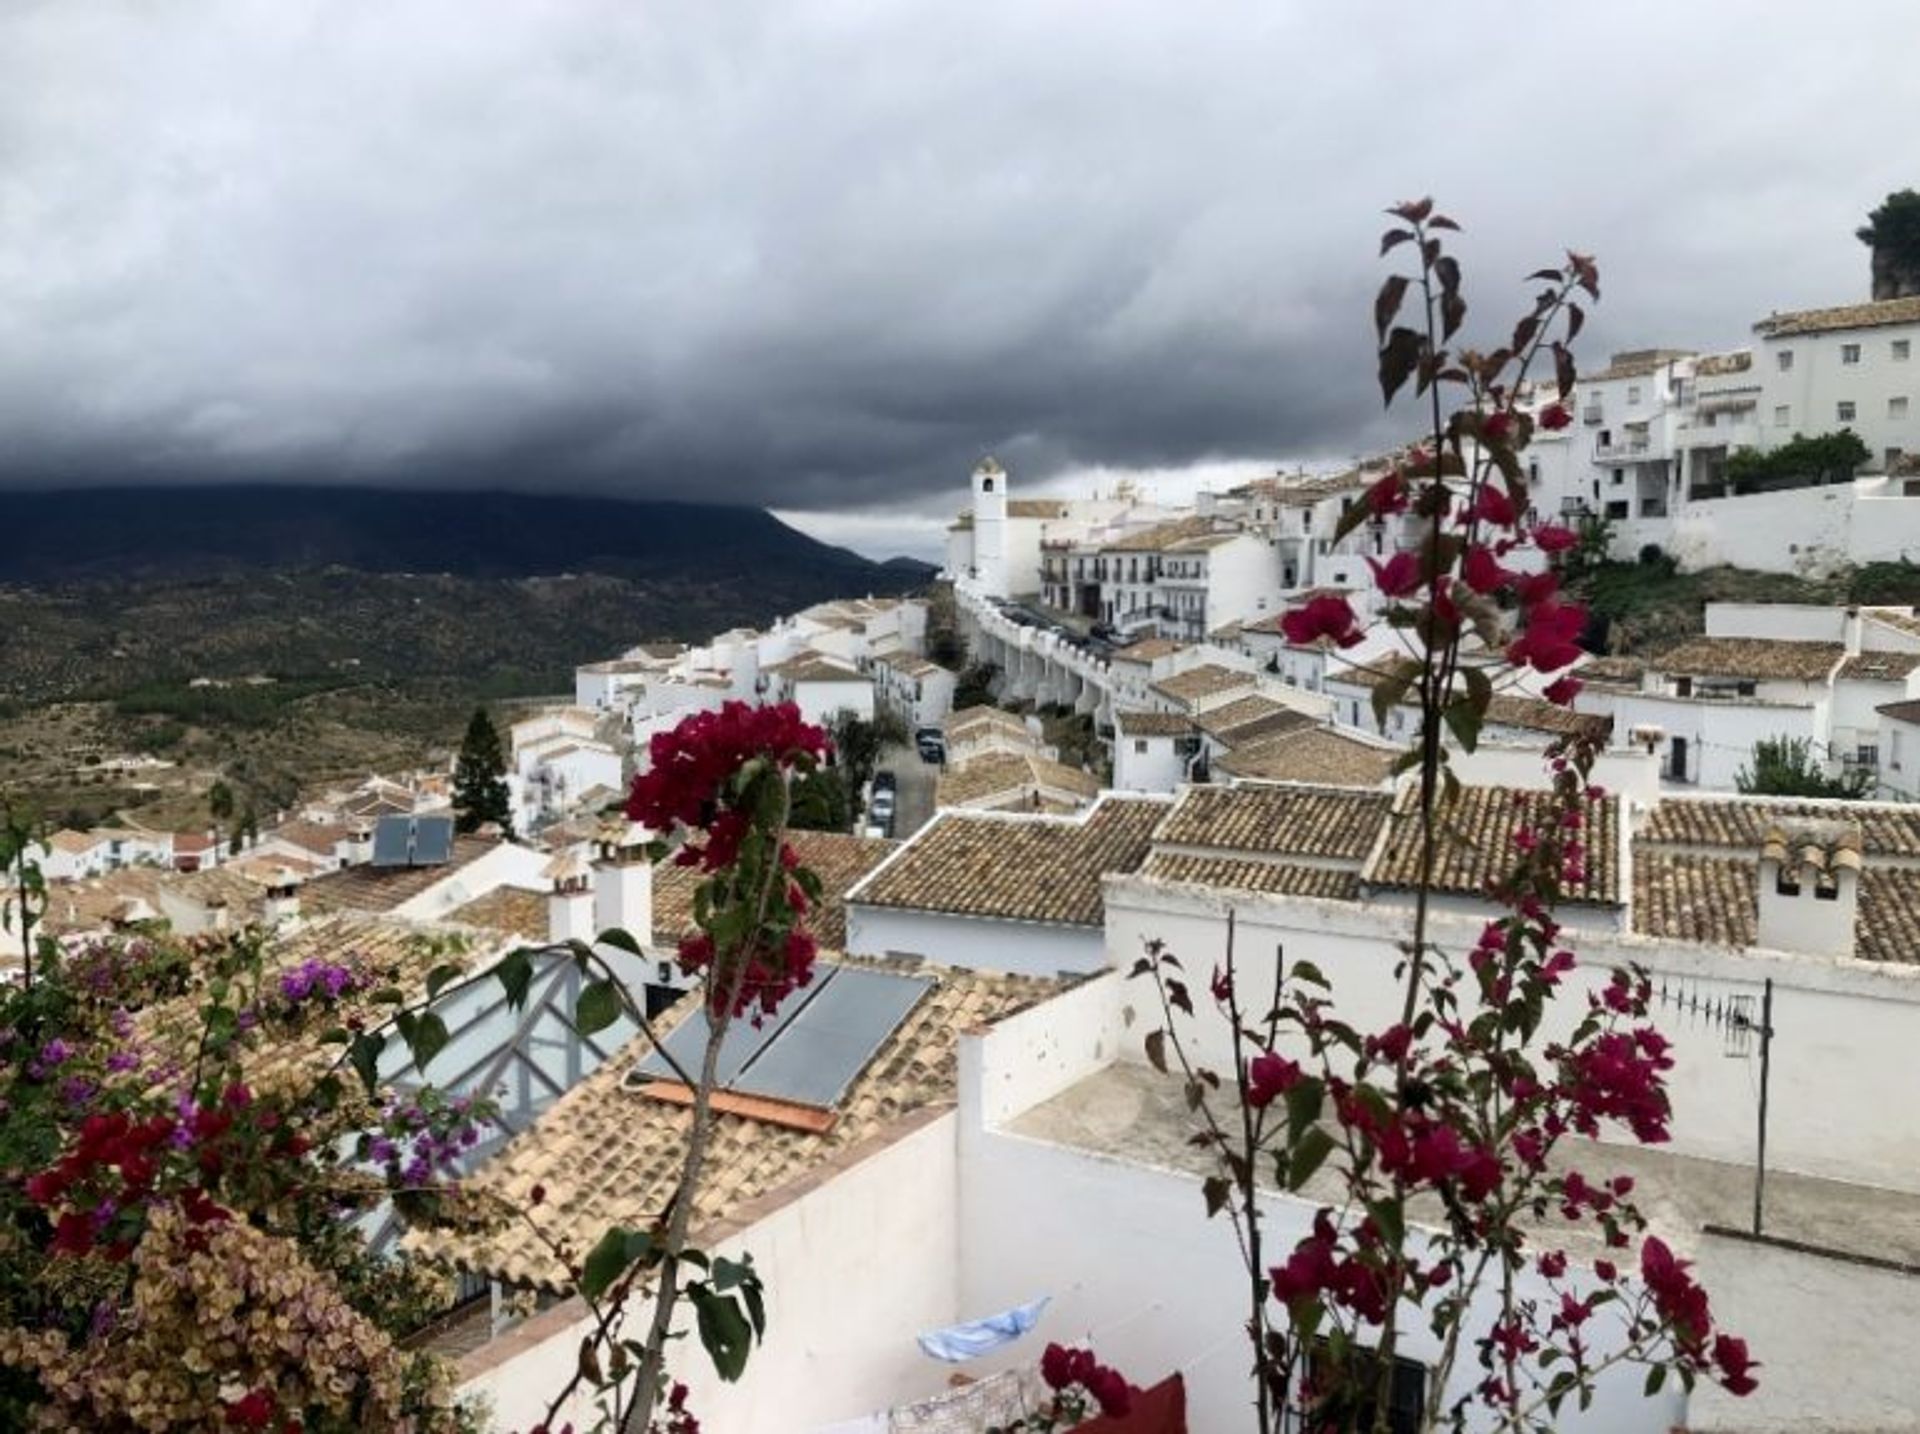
0,485,932,588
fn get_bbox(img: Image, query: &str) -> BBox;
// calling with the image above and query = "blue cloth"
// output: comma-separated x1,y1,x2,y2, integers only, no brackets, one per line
916,1296,1050,1362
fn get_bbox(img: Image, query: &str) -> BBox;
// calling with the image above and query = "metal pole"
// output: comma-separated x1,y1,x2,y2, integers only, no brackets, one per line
1753,978,1774,1237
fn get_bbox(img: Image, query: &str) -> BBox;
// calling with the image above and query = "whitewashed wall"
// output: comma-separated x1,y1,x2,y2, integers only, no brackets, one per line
841,904,1104,978
1102,879,1920,1194
1113,733,1190,793
460,1114,962,1434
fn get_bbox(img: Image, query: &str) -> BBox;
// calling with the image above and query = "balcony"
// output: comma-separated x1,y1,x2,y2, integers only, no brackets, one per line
1582,405,1604,425
1594,439,1659,462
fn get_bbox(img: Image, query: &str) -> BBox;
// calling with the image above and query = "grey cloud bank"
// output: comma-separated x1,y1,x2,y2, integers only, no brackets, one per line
1,2,1912,530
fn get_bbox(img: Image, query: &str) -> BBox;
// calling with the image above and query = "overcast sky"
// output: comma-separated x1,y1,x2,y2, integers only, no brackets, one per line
2,2,1913,560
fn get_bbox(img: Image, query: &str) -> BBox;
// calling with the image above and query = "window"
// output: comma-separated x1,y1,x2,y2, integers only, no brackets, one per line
980,476,994,492
1627,384,1641,404
1842,343,1862,365
1775,870,1801,897
1605,500,1630,519
1857,743,1879,768
1893,397,1910,419
1611,468,1625,485
1132,739,1148,755
1300,1343,1427,1434
1896,339,1912,361
1777,349,1794,372
1890,448,1906,472
1675,676,1693,697
1774,405,1791,427
1838,401,1857,423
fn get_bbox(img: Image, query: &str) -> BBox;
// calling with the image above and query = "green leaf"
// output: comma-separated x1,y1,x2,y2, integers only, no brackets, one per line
1644,1365,1666,1396
1284,1076,1325,1146
1365,1196,1405,1245
690,1284,756,1383
1370,664,1417,732
347,1031,385,1097
1202,1175,1231,1218
425,962,464,999
597,926,643,956
1443,697,1483,753
580,1225,642,1303
407,1012,450,1070
367,986,406,1006
576,978,622,1036
1374,274,1410,342
1289,960,1331,990
1144,1028,1168,1074
493,948,535,1010
1332,494,1376,546
1462,665,1493,719
1378,325,1424,407
1287,1126,1336,1190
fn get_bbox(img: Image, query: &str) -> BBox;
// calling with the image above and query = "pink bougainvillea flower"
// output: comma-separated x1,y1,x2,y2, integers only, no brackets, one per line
1507,599,1588,673
1543,674,1583,706
1533,522,1578,554
1539,402,1573,430
1365,471,1409,517
1246,1052,1304,1108
1461,544,1513,596
1281,593,1365,649
1367,550,1423,599
1473,483,1520,528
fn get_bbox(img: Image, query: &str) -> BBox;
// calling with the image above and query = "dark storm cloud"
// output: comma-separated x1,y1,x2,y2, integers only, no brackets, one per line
1,1,1913,515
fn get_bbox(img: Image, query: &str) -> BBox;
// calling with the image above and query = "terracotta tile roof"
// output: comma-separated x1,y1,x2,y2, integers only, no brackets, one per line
1632,847,1920,966
48,829,103,854
1137,852,1359,901
1754,295,1920,338
299,836,500,915
1008,499,1072,518
935,751,1099,811
446,886,548,938
1648,637,1843,683
1215,728,1398,788
1485,694,1612,739
943,705,1031,741
881,655,946,679
1692,350,1753,377
1838,651,1920,682
1865,608,1920,640
1364,785,1623,906
1115,710,1200,737
1101,516,1218,553
1194,695,1314,746
1327,657,1424,692
140,914,486,1096
1110,638,1186,664
1259,472,1368,508
1878,699,1920,724
1583,349,1694,382
850,797,1166,927
41,865,270,937
1150,664,1257,708
1577,655,1646,687
173,832,217,855
1632,851,1756,948
1639,797,1920,857
419,954,1058,1290
651,830,896,951
267,821,350,854
1152,785,1390,861
763,654,864,684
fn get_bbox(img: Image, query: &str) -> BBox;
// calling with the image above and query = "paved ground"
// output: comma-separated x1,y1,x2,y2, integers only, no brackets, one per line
874,739,937,839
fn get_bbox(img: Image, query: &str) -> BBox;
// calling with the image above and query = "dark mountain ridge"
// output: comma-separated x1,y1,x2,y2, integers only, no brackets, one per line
0,485,928,587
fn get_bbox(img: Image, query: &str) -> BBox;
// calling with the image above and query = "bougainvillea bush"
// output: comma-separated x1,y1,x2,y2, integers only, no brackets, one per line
1123,202,1757,1432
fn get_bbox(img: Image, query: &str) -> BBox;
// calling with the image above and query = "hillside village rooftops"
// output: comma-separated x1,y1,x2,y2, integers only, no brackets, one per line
299,835,501,915
1152,784,1390,862
1754,295,1920,338
1583,349,1696,382
1633,848,1920,965
1648,637,1844,683
1150,664,1257,707
1838,651,1920,682
881,655,945,678
1008,499,1072,519
1364,784,1624,907
40,865,271,937
1135,851,1359,901
1639,794,1920,857
1100,516,1217,553
1194,695,1314,746
848,796,1167,928
420,952,1057,1290
1692,350,1754,377
1215,727,1399,788
1115,710,1200,737
1576,655,1646,688
763,654,864,683
653,830,896,950
1485,694,1612,739
943,705,1030,741
1111,638,1186,664
447,885,547,939
935,751,1099,811
48,829,104,854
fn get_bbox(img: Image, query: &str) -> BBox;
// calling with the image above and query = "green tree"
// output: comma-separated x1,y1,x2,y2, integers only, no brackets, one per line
1735,735,1871,799
208,779,235,850
1726,429,1871,490
952,662,1000,710
1858,189,1920,299
452,708,514,835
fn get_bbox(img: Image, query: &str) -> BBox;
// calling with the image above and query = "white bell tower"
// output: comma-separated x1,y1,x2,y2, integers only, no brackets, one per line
972,456,1009,598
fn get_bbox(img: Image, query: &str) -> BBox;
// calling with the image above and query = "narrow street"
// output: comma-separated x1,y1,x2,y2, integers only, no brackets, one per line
874,739,937,840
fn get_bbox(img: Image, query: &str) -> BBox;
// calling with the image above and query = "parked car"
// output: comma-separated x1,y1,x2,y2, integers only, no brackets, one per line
913,726,944,745
917,737,946,765
872,770,898,795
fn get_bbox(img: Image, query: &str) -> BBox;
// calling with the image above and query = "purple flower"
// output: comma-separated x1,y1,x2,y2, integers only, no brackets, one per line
106,1050,140,1074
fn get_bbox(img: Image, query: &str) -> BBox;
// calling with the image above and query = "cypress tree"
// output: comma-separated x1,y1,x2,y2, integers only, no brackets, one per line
453,709,514,835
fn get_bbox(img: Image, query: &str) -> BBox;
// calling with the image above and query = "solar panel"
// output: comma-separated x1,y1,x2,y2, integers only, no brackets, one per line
732,967,933,1108
629,988,801,1087
411,815,455,866
370,816,412,867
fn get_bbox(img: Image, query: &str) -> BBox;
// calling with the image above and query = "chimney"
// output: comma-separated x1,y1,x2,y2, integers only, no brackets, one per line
593,820,655,943
263,868,303,927
205,897,231,935
1756,821,1860,958
543,847,595,944
347,822,374,866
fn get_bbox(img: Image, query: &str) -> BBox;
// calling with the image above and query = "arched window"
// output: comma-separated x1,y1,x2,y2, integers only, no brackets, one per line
981,477,995,493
